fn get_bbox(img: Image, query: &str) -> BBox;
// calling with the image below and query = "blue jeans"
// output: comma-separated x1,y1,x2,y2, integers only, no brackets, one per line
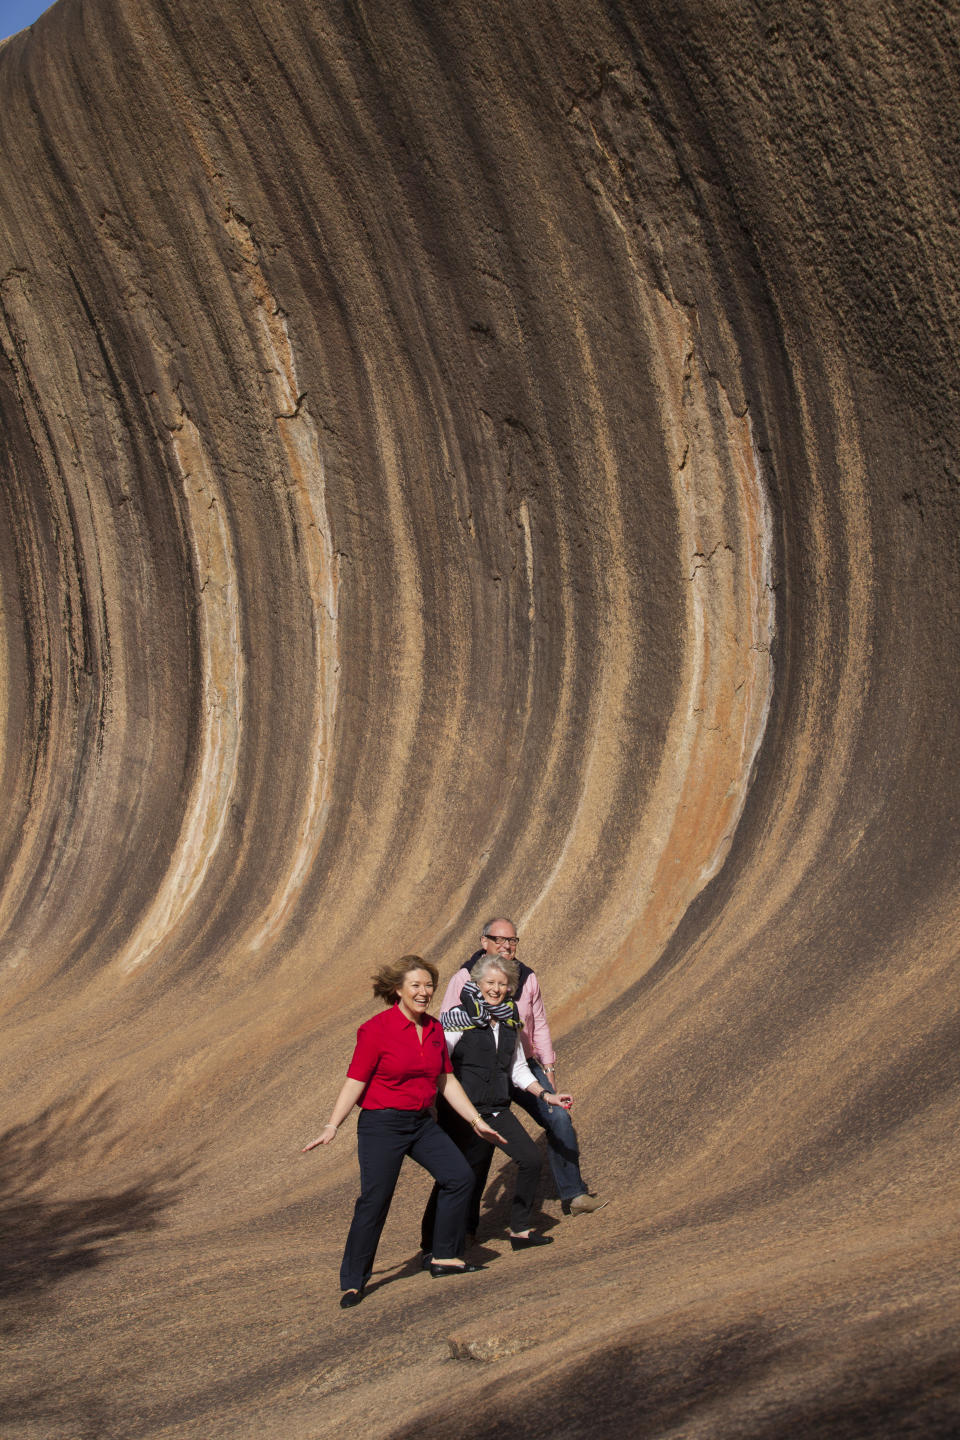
510,1058,586,1202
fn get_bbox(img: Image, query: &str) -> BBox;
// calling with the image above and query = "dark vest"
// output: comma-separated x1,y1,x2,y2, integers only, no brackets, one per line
451,1022,516,1113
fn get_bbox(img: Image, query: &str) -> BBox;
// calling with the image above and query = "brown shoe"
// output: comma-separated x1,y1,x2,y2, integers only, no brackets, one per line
567,1193,608,1215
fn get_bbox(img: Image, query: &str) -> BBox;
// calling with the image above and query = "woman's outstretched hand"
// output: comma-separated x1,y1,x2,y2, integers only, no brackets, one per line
474,1117,507,1144
302,1123,338,1151
302,1079,365,1150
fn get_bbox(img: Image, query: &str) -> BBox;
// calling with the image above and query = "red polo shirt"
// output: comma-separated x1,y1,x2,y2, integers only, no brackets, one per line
347,1005,452,1110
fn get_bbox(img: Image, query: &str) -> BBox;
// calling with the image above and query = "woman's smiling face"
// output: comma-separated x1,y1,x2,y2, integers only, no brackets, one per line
396,968,435,1017
478,968,510,1006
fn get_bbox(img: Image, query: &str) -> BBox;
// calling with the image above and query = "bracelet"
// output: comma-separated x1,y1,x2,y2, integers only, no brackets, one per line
471,1114,482,1129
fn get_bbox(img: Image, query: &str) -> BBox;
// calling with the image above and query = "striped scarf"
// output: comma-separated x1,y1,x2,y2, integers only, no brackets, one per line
440,980,523,1032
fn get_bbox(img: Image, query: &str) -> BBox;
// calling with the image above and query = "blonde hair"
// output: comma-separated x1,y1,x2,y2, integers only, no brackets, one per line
371,954,439,1005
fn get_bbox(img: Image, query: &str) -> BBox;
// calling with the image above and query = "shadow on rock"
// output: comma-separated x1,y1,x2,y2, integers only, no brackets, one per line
389,1313,960,1440
476,1134,558,1238
0,1091,183,1320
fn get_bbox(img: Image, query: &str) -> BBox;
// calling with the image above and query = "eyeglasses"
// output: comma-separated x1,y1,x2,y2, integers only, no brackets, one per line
483,933,518,946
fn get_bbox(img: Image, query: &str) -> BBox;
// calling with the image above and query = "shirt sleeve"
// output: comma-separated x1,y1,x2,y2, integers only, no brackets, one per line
346,1020,380,1082
521,972,556,1066
510,1035,537,1091
440,966,471,1013
444,1029,461,1056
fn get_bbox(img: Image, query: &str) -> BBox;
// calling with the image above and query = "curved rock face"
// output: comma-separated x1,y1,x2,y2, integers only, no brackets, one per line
2,1,958,1436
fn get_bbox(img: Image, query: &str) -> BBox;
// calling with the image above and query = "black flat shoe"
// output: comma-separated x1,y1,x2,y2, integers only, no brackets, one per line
509,1233,554,1250
429,1261,485,1277
339,1289,364,1308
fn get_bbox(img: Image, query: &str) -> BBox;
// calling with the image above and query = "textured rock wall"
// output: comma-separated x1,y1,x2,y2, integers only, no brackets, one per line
1,1,958,1436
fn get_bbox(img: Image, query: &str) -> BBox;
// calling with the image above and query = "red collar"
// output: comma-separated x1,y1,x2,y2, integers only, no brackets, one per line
383,1003,432,1030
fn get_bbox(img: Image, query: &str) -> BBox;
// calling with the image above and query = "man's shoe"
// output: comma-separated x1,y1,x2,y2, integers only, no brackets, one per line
339,1289,364,1309
419,1250,433,1270
566,1193,608,1215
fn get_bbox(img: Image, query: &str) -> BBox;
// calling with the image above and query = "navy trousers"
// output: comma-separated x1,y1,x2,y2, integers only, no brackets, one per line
340,1107,474,1292
420,1103,542,1248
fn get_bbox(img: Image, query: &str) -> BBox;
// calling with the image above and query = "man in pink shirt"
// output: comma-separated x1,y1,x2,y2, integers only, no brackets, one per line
440,916,604,1216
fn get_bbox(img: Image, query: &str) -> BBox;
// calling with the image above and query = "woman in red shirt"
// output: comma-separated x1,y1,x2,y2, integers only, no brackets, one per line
303,954,504,1308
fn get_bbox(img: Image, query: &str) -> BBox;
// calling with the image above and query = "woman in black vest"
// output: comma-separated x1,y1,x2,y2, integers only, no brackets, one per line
420,953,574,1255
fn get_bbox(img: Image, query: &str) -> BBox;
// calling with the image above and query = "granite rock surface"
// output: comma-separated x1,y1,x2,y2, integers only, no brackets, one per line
1,1,958,1436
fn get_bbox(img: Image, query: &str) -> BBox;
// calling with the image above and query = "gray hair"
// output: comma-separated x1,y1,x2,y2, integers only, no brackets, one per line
473,951,519,994
481,915,515,938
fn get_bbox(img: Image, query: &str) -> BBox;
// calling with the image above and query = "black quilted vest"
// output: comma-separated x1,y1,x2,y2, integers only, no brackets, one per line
451,1022,516,1113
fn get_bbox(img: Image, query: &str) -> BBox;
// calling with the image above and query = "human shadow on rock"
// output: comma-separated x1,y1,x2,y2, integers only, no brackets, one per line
362,1250,430,1298
0,1092,183,1318
476,1134,559,1239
